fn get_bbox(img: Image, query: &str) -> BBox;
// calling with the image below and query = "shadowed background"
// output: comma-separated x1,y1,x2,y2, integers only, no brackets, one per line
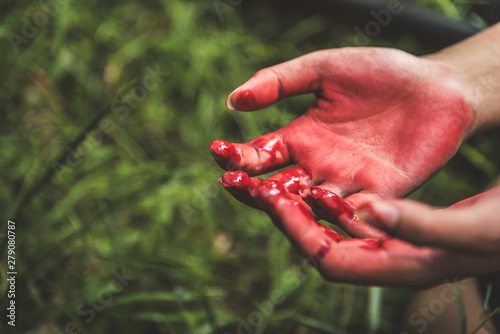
0,0,499,333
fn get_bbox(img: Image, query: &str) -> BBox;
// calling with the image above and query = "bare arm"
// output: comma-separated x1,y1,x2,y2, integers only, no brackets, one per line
427,22,500,136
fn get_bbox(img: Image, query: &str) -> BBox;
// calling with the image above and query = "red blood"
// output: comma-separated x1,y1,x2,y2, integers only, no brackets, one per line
254,180,286,201
219,171,262,209
251,180,302,222
307,187,355,220
219,171,263,191
219,171,250,187
375,235,390,247
359,236,390,251
270,166,311,194
210,140,242,171
314,240,332,260
210,140,241,162
249,136,286,169
234,90,257,110
322,193,355,220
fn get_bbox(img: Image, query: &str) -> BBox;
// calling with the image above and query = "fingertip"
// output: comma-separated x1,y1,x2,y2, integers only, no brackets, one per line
299,187,322,208
300,188,329,220
357,202,400,230
355,208,370,225
210,140,241,170
319,191,355,220
219,172,268,210
301,187,355,220
299,186,321,198
219,171,250,188
226,85,260,111
227,77,275,111
236,90,258,110
227,89,259,111
210,140,239,160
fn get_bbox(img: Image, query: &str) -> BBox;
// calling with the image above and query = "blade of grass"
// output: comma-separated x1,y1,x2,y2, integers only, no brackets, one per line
459,143,498,178
483,283,493,311
471,307,500,334
368,286,383,334
456,281,467,334
198,288,218,330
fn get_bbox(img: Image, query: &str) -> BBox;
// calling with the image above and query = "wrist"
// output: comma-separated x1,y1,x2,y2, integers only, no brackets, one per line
425,24,500,138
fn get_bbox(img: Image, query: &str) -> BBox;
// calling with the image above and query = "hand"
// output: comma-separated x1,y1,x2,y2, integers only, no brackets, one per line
360,186,500,254
211,47,473,238
219,174,500,286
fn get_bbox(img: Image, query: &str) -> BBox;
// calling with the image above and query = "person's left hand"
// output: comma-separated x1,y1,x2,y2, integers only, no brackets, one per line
218,172,500,287
210,48,475,239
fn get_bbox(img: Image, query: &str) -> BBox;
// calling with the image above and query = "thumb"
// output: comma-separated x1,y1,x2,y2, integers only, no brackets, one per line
358,199,500,253
226,50,328,111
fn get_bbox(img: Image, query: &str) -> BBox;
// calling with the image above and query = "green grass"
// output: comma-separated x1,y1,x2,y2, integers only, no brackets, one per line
0,0,498,333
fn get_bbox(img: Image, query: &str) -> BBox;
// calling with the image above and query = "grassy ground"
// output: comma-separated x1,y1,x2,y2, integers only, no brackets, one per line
0,0,499,333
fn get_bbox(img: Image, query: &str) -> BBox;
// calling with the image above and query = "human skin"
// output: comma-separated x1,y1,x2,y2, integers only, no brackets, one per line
210,23,500,287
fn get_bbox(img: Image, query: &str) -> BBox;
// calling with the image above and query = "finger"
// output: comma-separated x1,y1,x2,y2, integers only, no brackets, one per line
268,165,316,217
219,171,262,210
344,191,384,209
226,51,327,111
358,198,500,253
219,170,315,217
210,132,291,175
252,180,345,252
268,165,312,194
301,187,385,238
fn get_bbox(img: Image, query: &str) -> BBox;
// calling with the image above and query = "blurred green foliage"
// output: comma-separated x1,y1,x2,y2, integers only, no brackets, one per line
0,0,498,333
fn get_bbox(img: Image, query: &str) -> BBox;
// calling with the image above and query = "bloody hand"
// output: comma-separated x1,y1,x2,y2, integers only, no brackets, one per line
211,48,473,209
210,47,481,286
217,173,500,286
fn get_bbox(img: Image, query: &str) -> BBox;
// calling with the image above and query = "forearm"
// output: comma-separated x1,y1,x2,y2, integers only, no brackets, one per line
426,23,500,137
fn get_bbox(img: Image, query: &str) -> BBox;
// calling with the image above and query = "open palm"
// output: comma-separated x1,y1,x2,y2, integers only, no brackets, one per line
211,48,472,207
210,48,481,286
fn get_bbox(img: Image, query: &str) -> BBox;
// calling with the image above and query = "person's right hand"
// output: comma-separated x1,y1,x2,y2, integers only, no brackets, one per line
218,175,500,286
211,47,474,237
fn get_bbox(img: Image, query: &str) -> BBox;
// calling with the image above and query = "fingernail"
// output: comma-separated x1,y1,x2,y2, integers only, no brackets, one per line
234,90,256,110
358,202,400,230
226,87,240,110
